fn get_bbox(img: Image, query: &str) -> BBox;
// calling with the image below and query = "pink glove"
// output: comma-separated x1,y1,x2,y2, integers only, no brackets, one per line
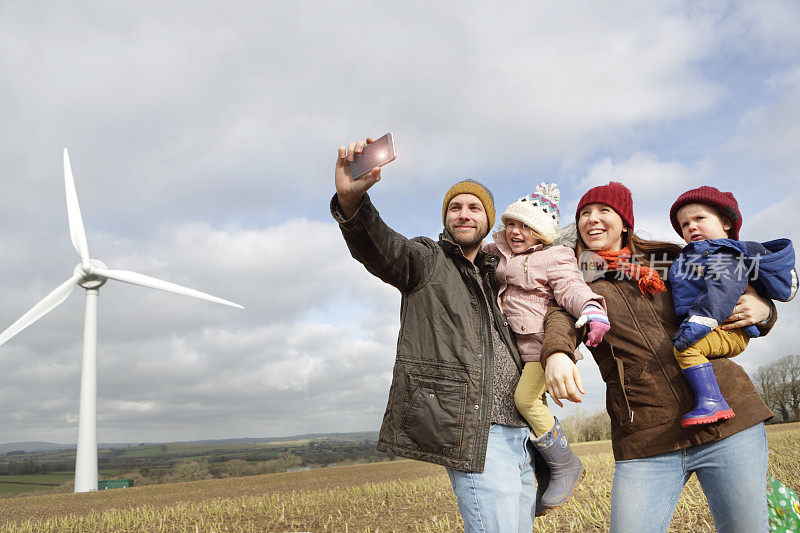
575,304,610,347
586,319,610,347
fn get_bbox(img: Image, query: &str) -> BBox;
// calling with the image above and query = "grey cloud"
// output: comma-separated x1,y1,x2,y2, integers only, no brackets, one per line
1,1,799,444
0,217,398,442
0,1,739,232
727,75,800,180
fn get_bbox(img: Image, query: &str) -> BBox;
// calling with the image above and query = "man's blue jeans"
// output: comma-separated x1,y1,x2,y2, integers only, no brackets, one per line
446,424,535,533
610,422,769,533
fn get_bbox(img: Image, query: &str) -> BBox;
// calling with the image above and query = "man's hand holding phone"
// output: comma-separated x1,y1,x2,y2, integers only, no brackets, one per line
335,134,395,219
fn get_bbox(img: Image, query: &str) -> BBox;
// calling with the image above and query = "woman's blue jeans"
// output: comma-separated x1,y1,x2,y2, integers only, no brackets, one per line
446,424,535,533
610,422,769,533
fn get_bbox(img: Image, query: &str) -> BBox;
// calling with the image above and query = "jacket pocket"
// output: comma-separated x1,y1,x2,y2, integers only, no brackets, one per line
395,374,468,458
506,311,545,335
598,348,671,433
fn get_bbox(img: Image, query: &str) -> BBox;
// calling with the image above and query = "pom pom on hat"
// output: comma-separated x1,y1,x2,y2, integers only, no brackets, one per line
501,182,561,243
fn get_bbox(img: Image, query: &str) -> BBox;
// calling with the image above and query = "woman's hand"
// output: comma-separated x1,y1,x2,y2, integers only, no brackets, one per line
545,352,585,407
720,286,772,330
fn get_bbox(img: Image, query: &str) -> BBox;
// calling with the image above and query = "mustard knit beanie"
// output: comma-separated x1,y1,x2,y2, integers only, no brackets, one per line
441,179,496,229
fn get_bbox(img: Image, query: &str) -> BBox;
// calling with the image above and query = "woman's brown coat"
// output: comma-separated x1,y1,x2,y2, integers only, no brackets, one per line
541,273,774,460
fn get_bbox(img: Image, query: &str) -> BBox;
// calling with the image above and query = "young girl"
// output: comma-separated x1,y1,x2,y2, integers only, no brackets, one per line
483,182,610,514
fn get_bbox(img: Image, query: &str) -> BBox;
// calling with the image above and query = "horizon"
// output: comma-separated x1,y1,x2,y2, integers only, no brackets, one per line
0,430,383,454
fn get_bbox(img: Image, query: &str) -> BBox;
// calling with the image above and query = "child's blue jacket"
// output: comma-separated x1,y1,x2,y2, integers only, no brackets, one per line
668,238,797,351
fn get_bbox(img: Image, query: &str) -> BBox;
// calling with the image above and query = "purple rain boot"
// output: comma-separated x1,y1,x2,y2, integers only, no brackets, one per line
532,418,585,511
681,362,735,427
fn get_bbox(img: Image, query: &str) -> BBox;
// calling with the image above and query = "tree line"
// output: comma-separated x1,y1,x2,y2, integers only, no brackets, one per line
0,458,67,475
754,354,800,423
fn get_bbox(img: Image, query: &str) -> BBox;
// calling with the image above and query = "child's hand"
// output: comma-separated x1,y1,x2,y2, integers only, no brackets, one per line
586,319,610,347
575,304,609,347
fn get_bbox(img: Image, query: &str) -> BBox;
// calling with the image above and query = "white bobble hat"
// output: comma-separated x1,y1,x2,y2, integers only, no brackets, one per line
501,182,561,243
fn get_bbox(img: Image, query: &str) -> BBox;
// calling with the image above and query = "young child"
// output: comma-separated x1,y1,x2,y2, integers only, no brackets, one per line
668,186,797,427
483,182,610,514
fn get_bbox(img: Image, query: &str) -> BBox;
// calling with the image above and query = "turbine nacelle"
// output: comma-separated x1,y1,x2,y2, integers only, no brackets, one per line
76,260,107,289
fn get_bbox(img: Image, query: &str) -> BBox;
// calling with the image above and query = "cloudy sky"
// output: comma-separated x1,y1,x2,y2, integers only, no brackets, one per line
1,1,798,445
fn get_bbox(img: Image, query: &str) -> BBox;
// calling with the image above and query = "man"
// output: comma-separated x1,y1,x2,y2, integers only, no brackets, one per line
331,138,537,531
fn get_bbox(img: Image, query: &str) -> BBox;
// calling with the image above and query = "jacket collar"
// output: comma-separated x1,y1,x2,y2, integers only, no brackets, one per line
439,229,498,273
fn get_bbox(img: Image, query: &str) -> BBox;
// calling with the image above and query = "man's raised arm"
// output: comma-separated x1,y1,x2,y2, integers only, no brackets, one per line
331,138,433,294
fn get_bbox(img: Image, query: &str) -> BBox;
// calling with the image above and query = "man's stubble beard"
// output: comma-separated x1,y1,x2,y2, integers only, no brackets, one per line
447,220,489,251
452,231,486,250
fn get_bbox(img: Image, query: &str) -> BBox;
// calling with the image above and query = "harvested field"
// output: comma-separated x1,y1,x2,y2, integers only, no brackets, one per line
1,423,798,532
0,460,443,525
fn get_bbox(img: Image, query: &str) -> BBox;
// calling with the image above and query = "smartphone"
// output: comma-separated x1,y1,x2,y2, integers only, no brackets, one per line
350,133,396,179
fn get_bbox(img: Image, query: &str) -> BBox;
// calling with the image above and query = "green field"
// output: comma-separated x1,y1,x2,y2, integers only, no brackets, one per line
112,444,256,458
0,423,797,532
0,473,72,497
0,435,384,497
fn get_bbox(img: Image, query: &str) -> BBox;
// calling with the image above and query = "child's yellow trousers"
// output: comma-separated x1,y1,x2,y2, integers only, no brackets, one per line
674,327,749,369
514,361,555,437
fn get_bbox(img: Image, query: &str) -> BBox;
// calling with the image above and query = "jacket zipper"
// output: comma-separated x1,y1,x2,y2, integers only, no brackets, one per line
609,345,634,424
477,271,493,470
466,262,494,472
524,256,529,284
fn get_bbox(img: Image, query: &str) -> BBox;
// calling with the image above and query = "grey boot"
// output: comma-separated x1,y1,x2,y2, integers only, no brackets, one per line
531,443,551,517
532,418,585,511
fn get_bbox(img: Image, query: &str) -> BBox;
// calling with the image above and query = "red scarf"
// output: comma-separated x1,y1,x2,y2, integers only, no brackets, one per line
594,247,666,296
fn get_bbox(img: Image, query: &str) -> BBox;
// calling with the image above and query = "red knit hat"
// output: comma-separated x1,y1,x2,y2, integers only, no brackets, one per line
575,181,634,230
669,186,741,240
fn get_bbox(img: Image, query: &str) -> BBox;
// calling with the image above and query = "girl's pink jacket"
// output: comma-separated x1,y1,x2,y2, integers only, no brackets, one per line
484,231,605,362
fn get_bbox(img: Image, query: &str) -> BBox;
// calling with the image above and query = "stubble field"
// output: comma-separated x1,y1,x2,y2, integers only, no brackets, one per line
1,423,798,532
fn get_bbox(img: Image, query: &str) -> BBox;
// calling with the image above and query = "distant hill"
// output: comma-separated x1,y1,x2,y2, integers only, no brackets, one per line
175,431,380,446
0,442,72,454
0,431,380,454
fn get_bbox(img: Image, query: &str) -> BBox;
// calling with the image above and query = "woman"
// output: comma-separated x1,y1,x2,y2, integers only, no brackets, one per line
540,182,775,532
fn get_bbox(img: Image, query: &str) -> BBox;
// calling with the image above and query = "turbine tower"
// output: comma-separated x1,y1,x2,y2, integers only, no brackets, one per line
0,149,243,492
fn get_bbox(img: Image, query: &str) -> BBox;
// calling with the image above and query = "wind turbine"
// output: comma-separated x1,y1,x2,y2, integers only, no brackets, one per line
0,149,243,492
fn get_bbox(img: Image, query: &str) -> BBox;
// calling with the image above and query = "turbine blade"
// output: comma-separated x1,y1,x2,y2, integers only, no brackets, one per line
63,148,91,267
92,267,244,309
0,273,81,346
